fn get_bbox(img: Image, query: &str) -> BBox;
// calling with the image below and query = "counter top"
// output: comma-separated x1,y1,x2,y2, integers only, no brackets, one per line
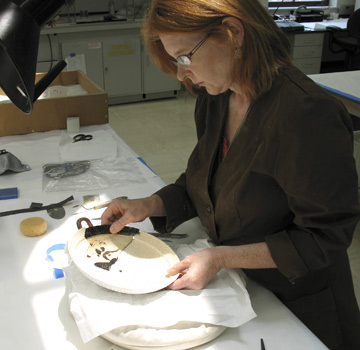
303,18,348,30
275,18,348,33
309,70,360,117
41,18,143,35
42,17,348,36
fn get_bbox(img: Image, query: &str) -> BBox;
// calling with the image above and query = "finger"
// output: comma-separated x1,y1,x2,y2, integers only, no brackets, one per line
109,212,134,233
167,280,183,290
101,213,115,225
101,206,120,225
101,199,127,225
109,220,126,234
167,260,189,276
167,274,190,290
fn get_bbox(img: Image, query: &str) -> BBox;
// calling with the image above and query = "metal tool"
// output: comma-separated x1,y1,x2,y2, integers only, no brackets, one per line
148,232,188,239
73,134,93,143
261,338,266,350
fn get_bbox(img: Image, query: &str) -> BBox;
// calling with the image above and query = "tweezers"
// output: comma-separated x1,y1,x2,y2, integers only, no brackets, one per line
261,338,266,350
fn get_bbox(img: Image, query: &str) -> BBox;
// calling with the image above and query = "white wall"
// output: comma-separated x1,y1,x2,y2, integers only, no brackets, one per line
336,0,355,5
330,0,355,7
258,0,268,7
356,0,360,10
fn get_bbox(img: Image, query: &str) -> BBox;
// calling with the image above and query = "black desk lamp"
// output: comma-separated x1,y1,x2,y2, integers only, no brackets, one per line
0,0,74,114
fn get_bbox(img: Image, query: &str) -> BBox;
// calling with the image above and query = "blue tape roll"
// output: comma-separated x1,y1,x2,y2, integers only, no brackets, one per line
46,244,66,279
53,268,65,279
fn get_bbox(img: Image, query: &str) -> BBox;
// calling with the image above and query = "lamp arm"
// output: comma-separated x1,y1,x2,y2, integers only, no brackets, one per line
33,60,67,103
0,0,74,113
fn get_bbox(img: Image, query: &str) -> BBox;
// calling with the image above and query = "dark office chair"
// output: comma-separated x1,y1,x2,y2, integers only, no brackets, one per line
328,9,360,70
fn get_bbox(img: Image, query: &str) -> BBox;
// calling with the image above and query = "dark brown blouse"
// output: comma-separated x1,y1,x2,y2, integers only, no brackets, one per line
151,66,360,349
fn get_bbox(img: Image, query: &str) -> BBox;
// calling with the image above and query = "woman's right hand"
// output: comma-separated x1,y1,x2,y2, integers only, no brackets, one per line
101,195,166,233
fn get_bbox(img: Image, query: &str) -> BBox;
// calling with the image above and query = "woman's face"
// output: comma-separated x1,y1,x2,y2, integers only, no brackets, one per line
160,33,238,95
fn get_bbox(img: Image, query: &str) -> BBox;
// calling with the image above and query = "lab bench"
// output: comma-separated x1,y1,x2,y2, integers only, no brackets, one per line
0,124,328,350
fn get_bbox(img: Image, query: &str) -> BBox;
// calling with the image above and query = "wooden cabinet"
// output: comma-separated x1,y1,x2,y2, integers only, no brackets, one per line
288,32,325,75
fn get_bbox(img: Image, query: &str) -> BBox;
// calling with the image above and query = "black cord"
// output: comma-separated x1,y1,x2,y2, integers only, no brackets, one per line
0,196,74,217
272,0,285,18
46,34,54,71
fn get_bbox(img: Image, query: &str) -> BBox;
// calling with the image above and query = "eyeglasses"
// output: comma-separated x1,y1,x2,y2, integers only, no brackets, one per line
169,34,211,66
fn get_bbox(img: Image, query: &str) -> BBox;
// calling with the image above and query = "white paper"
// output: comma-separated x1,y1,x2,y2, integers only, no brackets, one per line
38,84,89,99
59,130,118,161
64,239,257,343
65,53,87,74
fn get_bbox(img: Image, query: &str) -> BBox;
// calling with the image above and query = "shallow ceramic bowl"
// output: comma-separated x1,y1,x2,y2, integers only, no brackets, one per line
68,228,180,294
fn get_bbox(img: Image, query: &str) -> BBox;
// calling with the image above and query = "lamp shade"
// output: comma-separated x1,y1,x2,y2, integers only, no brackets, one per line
0,0,74,114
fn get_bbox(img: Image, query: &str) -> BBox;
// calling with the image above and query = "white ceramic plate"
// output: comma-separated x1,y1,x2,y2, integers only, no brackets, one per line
102,322,227,350
67,228,180,294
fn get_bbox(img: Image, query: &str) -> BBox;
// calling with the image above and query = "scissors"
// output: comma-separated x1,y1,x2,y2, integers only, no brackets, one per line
73,134,93,143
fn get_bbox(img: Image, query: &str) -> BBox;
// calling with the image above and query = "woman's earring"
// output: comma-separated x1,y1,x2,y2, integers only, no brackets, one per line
234,47,241,59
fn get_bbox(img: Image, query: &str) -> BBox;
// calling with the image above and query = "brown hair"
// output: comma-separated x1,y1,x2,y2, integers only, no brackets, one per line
142,0,291,101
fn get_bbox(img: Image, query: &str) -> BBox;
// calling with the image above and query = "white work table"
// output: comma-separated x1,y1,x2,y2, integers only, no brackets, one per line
0,124,327,350
303,18,348,31
308,70,360,118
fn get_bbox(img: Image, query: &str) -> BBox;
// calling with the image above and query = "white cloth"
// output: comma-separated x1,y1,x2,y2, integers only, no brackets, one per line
64,239,256,343
103,322,227,350
59,130,117,161
38,84,89,99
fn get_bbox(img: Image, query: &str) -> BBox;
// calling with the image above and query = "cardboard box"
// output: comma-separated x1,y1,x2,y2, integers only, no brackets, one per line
0,70,108,136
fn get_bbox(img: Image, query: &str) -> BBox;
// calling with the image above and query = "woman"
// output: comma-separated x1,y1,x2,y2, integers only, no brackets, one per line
102,1,360,348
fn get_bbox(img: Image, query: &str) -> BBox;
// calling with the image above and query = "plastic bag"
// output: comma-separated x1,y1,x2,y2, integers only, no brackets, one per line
43,158,146,192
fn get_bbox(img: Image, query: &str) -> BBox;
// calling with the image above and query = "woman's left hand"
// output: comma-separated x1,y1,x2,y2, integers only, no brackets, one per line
166,248,223,290
166,242,277,290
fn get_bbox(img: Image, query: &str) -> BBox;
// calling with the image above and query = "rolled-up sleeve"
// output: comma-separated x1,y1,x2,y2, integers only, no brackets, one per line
150,173,198,233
